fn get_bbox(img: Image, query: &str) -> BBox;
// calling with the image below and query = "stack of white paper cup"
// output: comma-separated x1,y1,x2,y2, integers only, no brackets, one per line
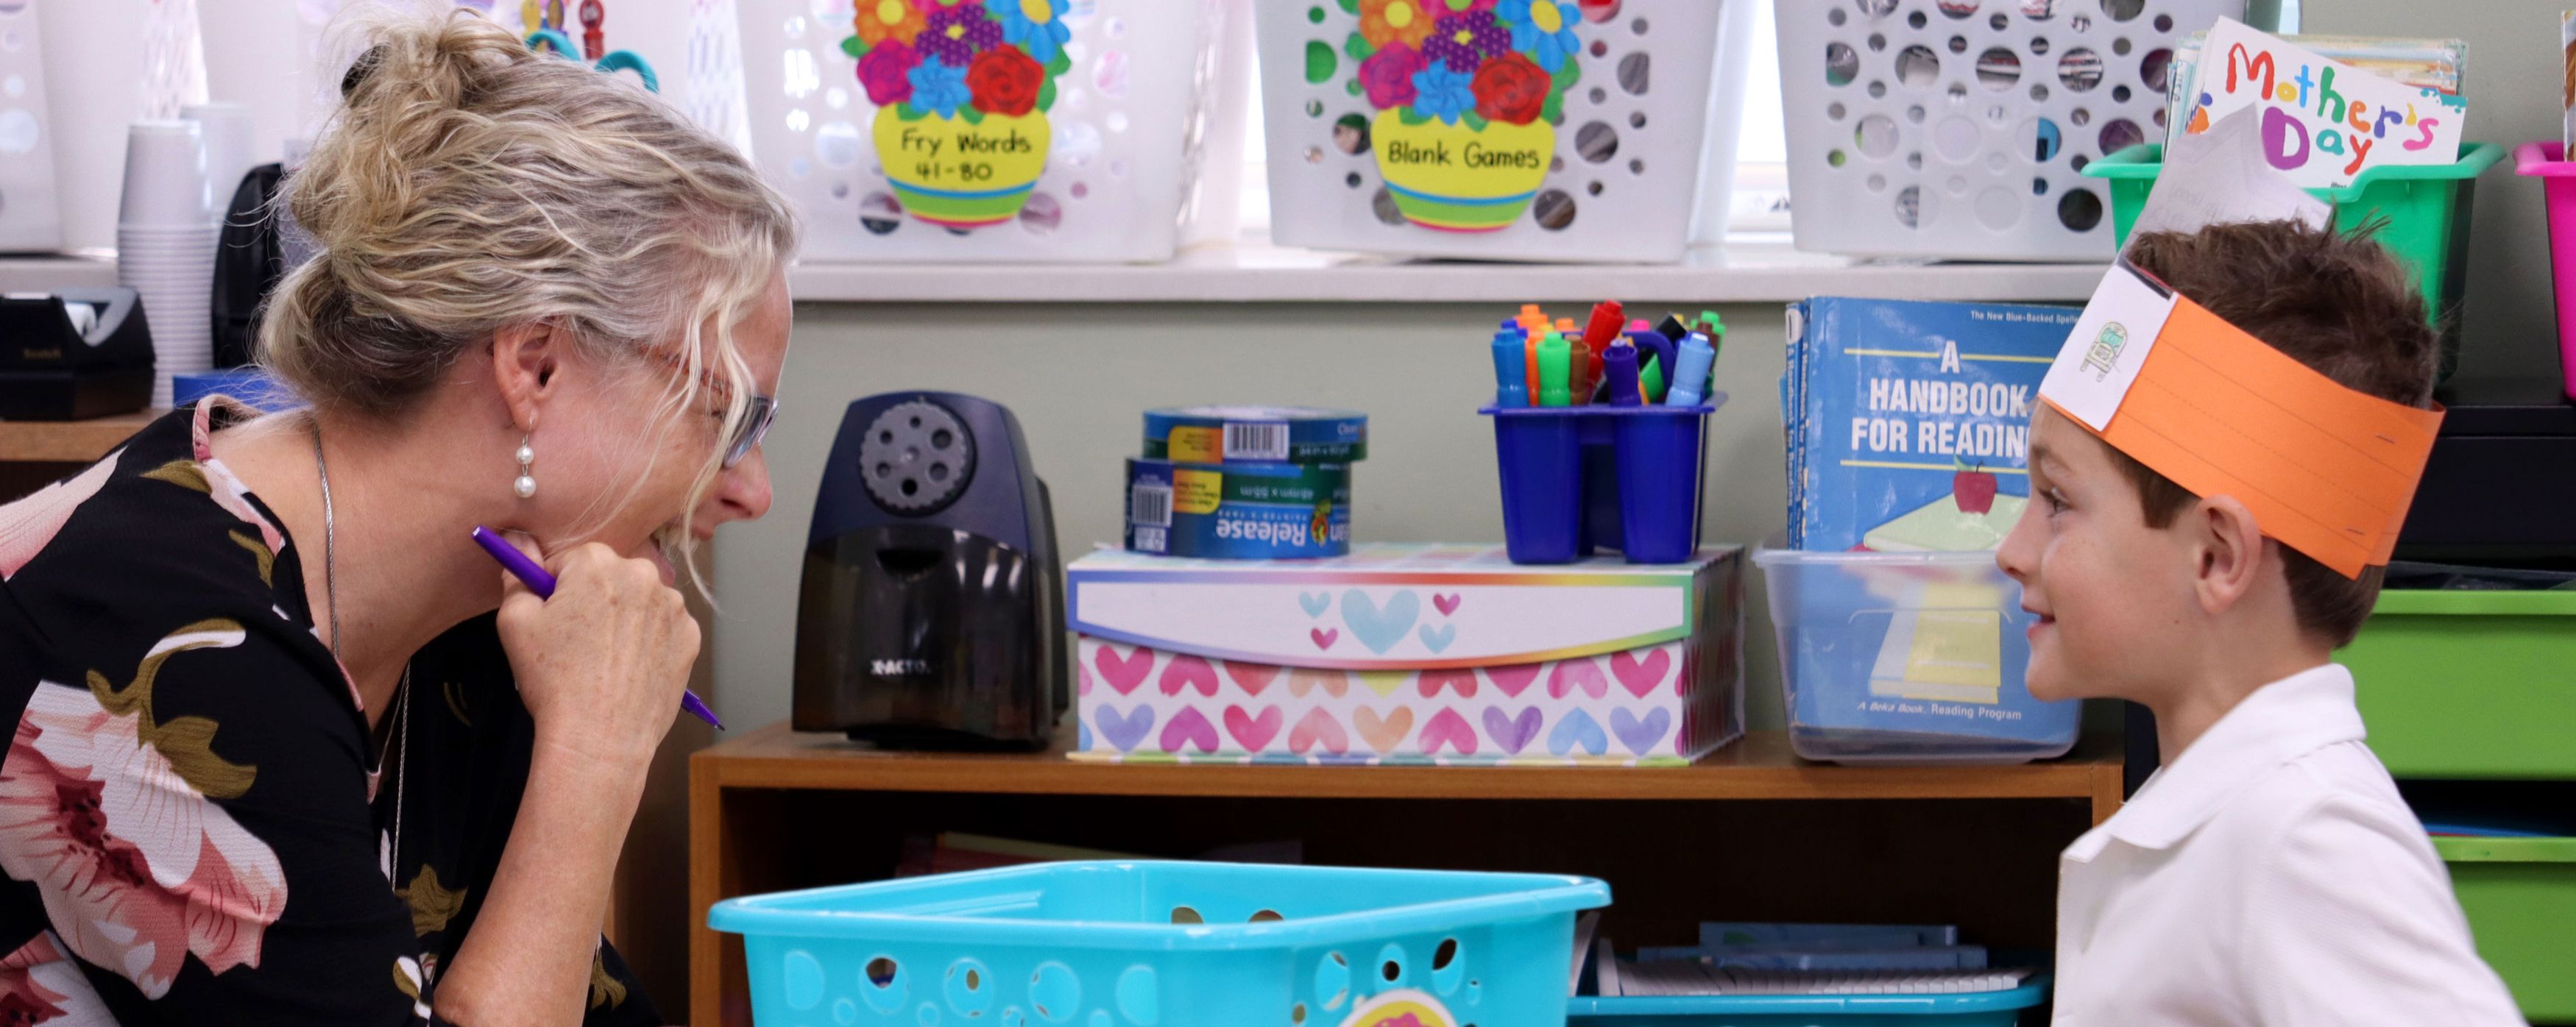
183,102,257,224
116,120,218,409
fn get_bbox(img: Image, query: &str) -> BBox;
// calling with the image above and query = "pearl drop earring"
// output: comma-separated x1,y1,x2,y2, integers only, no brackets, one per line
513,434,537,499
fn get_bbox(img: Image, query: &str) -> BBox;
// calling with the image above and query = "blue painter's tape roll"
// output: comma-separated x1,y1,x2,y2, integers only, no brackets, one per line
1124,458,1351,560
1142,406,1368,464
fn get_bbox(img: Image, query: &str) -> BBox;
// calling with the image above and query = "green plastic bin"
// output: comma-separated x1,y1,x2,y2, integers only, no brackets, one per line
2335,589,2576,780
2434,835,2576,1023
2084,142,2505,380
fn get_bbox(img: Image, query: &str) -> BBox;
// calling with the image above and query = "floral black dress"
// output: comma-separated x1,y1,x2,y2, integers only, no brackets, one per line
0,405,657,1026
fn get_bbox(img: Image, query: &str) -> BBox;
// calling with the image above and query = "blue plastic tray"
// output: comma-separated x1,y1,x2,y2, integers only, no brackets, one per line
1566,978,2048,1026
710,861,1611,1027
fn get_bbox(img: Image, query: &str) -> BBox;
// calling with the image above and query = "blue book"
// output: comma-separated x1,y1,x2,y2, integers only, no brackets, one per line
1783,298,2078,552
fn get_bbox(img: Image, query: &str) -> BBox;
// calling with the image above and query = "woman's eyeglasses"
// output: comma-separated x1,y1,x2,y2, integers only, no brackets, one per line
723,393,776,469
651,348,777,469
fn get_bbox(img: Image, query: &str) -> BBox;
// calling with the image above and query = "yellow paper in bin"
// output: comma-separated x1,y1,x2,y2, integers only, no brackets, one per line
1868,581,2006,703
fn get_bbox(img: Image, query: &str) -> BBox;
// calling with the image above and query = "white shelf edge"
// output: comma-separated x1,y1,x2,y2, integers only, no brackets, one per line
785,241,2109,305
1,245,2112,308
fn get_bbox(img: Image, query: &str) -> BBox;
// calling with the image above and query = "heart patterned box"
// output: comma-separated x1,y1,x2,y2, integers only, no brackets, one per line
1066,544,1744,766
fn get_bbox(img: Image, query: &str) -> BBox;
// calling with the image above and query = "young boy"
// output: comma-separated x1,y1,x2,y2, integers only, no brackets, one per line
1997,221,2525,1026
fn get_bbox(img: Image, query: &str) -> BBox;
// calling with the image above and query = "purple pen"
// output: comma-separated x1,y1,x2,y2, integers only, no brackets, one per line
470,525,725,730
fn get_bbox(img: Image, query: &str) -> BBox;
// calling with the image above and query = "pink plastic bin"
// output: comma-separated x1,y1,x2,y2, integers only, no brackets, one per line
2512,141,2576,402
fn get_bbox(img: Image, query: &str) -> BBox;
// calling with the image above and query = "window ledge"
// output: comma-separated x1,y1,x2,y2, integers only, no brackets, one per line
1,243,2112,308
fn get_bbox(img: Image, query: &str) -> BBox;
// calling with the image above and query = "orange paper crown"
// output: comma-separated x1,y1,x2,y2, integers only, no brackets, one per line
2039,263,2444,578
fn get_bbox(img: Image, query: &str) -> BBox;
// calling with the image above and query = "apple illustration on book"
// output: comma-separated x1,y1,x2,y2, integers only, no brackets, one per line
1953,461,1998,516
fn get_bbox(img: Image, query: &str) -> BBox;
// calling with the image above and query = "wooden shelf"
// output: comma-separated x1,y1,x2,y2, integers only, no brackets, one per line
0,410,162,463
696,721,2124,808
691,721,2121,1026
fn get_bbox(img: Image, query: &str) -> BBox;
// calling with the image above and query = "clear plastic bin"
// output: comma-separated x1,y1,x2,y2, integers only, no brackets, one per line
1752,550,2079,764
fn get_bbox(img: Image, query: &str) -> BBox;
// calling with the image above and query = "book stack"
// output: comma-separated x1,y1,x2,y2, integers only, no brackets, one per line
1582,920,2036,997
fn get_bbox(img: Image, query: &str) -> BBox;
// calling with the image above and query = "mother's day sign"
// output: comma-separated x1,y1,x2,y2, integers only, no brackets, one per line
2181,18,2466,188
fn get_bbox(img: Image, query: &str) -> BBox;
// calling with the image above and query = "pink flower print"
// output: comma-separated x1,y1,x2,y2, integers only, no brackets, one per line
857,38,923,106
1361,43,1428,110
0,451,120,580
0,933,114,1025
0,629,287,999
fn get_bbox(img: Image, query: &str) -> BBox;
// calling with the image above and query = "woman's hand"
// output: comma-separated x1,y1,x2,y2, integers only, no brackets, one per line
492,536,700,771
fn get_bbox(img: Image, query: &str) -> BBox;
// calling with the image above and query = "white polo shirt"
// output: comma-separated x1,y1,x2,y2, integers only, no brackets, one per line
2053,664,2524,1026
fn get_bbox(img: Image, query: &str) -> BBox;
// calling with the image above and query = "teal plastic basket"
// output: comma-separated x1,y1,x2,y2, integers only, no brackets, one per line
709,861,1612,1027
1564,980,2048,1026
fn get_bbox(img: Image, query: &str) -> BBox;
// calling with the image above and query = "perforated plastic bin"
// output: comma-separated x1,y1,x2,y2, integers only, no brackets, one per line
1773,0,2248,260
710,861,1611,1027
1254,0,1753,261
738,0,1249,262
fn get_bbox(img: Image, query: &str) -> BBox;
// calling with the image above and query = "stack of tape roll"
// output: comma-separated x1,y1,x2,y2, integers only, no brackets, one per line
1125,406,1367,559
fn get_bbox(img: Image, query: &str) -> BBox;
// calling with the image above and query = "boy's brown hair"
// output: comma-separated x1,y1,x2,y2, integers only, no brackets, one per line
2116,220,2439,647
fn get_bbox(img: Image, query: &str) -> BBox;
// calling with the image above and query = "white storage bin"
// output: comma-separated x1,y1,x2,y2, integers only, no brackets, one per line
739,0,1249,263
1773,0,2243,261
1752,549,2081,765
1255,0,1752,263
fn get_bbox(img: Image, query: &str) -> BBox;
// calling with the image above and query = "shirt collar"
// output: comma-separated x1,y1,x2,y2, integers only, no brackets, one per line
2065,664,2366,861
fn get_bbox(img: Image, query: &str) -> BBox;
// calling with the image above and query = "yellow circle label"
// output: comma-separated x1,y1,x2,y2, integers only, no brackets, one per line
875,0,908,24
1385,1,1417,29
1020,0,1054,23
1340,989,1456,1027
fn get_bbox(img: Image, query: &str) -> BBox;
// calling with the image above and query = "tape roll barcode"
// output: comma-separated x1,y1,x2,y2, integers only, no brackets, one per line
1142,406,1369,465
1124,458,1351,559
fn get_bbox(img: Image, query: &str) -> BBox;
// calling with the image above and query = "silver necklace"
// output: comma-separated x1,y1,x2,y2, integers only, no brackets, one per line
313,422,409,877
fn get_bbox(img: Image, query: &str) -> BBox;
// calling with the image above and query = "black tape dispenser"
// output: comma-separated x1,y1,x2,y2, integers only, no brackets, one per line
0,287,155,421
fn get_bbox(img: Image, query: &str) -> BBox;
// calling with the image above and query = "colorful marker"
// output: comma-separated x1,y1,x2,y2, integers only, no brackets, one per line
1695,310,1726,363
1515,306,1551,399
1640,353,1666,405
1580,300,1622,383
1604,337,1642,406
1536,331,1573,407
469,525,725,730
1564,333,1593,405
1627,329,1674,394
1666,330,1717,407
1655,313,1691,343
1490,328,1529,407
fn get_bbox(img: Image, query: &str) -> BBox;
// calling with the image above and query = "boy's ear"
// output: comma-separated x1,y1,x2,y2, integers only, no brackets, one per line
2189,494,2268,615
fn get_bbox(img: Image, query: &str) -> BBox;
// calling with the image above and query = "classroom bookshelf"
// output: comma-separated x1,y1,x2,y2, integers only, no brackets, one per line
686,721,2123,1027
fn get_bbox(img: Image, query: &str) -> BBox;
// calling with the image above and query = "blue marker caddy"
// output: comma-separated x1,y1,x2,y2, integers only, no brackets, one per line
1484,397,1724,565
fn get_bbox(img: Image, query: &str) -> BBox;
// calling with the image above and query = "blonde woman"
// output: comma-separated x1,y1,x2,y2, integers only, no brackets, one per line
0,7,794,1024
